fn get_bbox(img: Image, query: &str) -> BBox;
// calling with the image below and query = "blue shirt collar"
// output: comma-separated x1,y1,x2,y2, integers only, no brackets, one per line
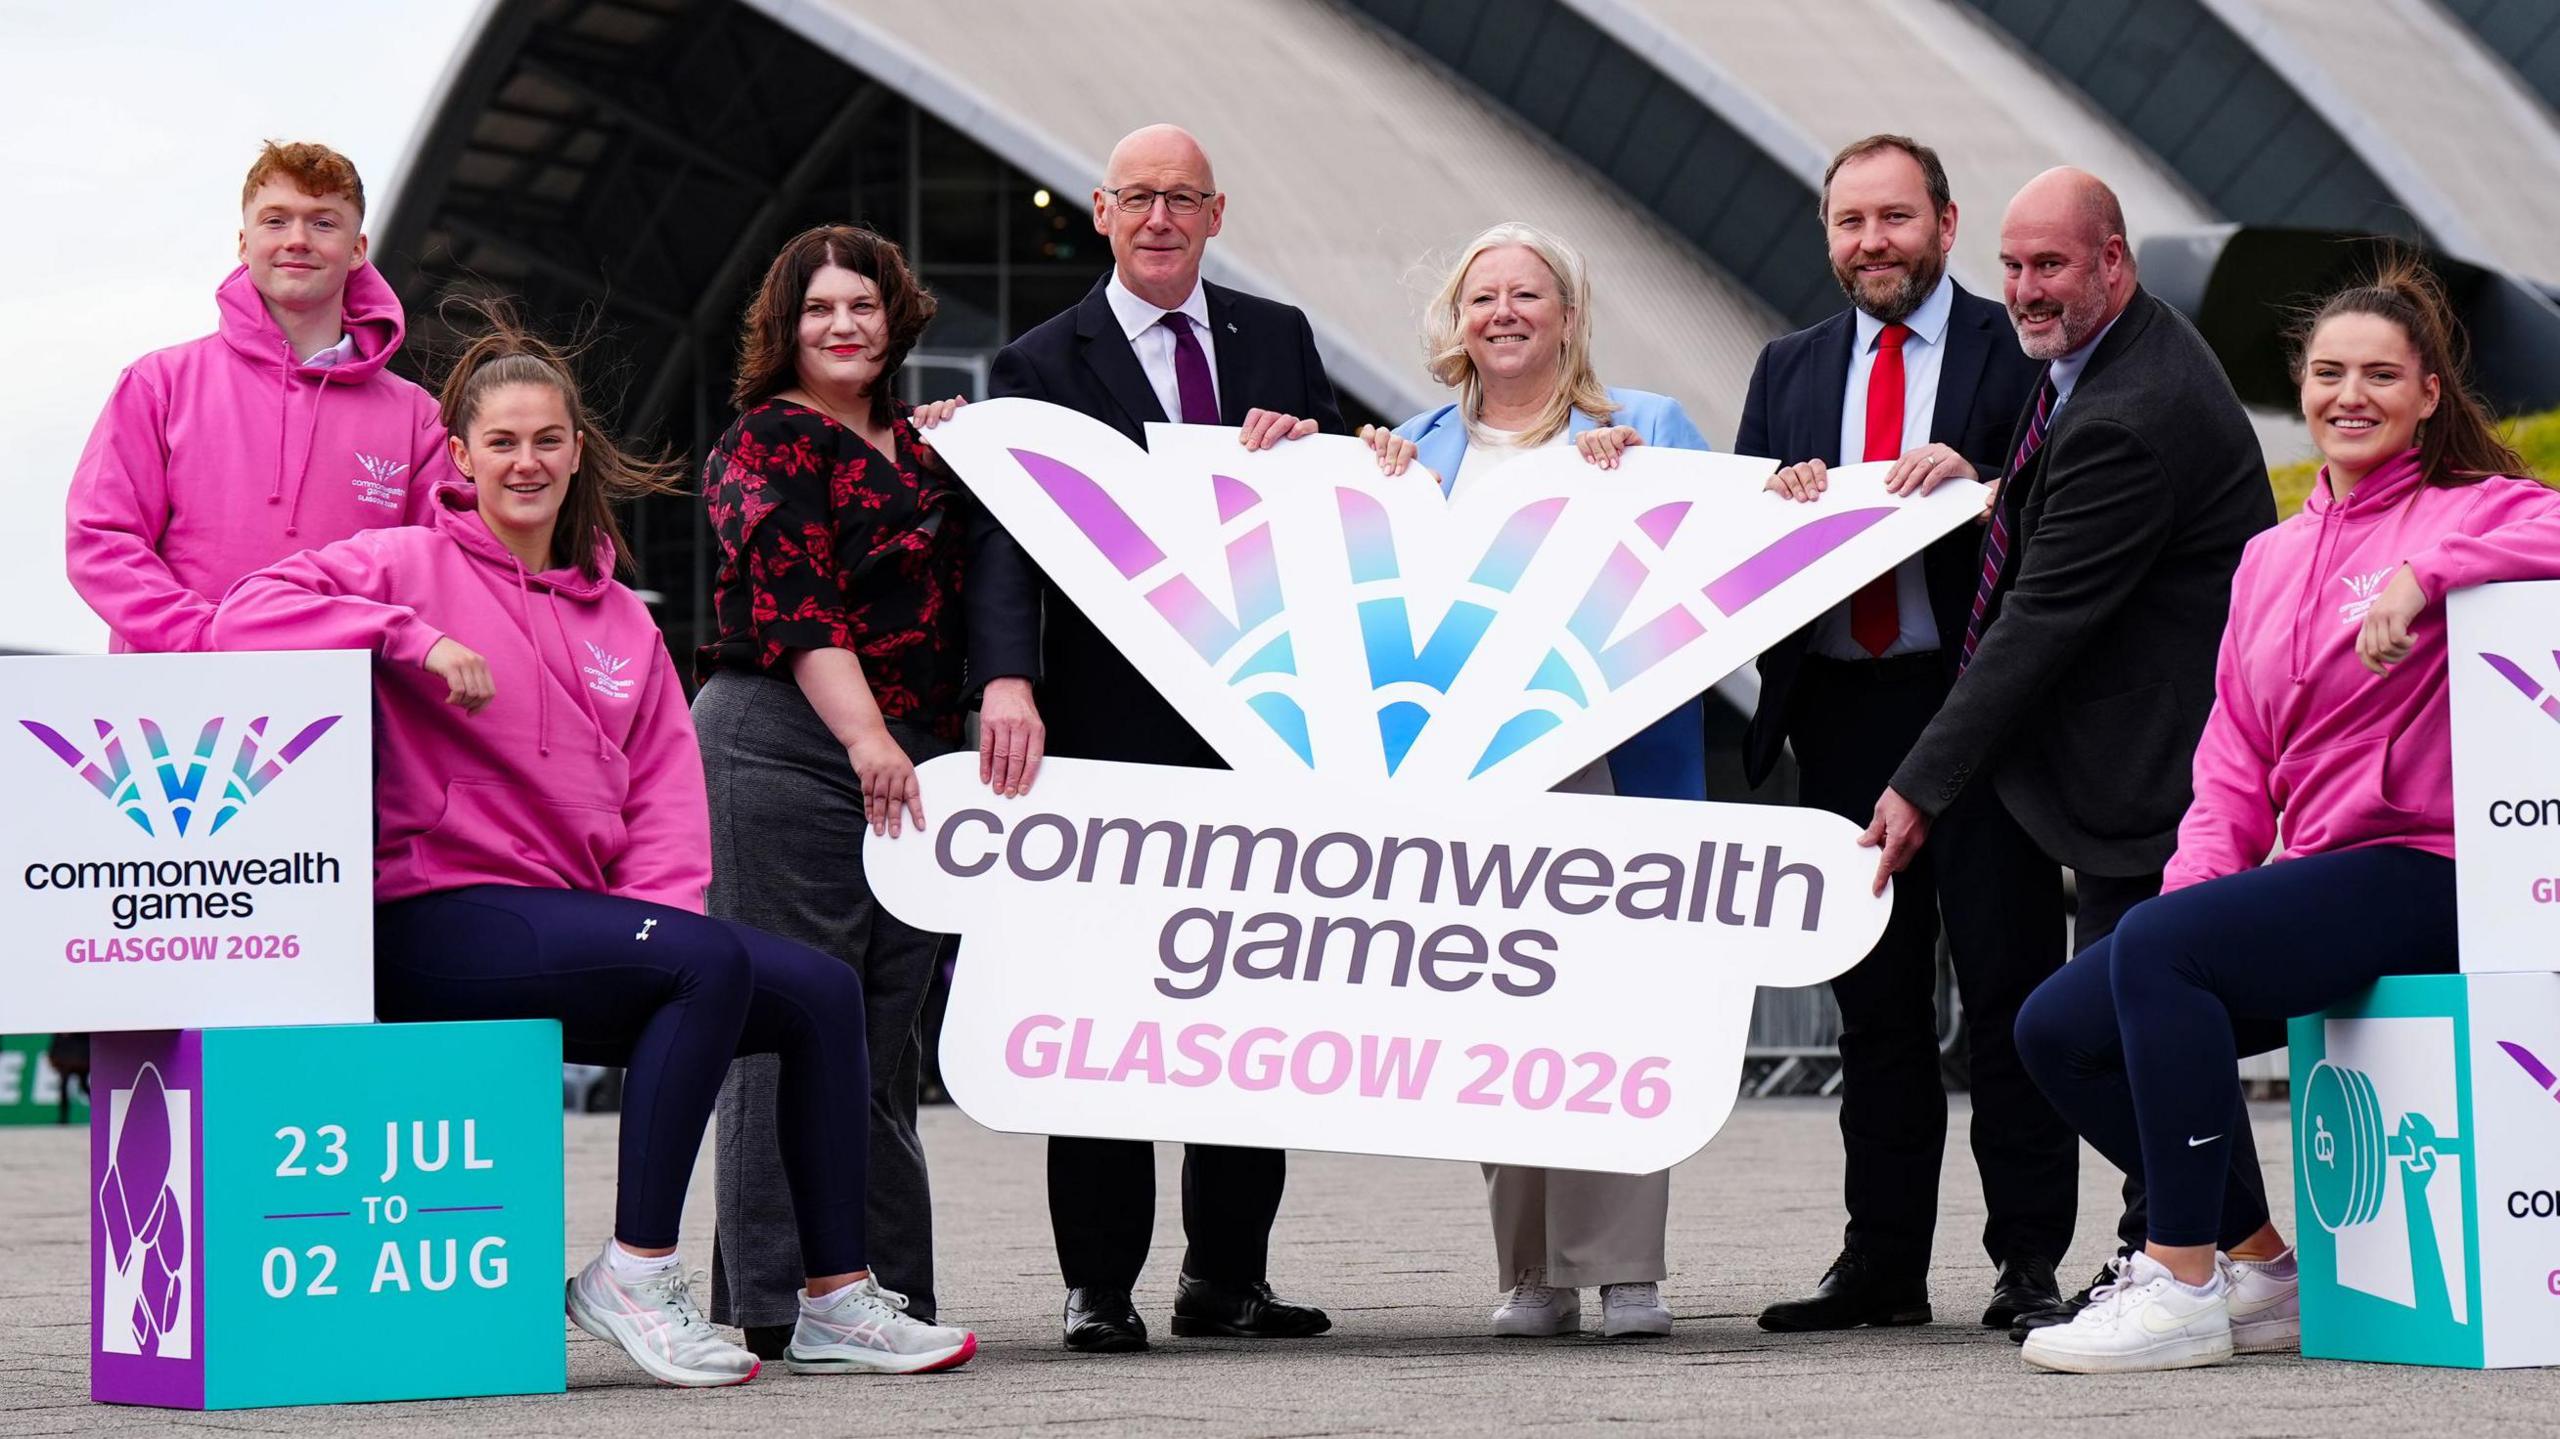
2048,303,2126,402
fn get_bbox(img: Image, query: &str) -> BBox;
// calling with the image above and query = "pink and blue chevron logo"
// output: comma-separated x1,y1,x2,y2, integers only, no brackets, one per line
2480,652,2560,725
20,714,342,838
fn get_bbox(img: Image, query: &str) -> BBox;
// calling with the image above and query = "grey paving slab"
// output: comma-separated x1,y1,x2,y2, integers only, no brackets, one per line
4,1098,2553,1436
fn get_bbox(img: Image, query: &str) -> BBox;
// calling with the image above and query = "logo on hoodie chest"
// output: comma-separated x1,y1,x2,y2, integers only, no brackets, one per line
2338,566,2396,626
353,454,408,512
581,643,636,701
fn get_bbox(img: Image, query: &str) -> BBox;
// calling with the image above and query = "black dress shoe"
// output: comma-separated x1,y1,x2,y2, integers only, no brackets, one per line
1169,1274,1332,1338
1757,1249,1932,1332
2008,1257,2124,1343
743,1323,791,1361
1981,1258,2061,1328
1063,1286,1149,1353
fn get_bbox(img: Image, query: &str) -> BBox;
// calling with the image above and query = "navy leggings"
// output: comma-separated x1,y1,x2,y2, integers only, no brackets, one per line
375,886,871,1274
2014,846,2456,1248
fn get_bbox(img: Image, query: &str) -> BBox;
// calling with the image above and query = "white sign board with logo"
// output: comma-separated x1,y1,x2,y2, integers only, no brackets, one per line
1,652,373,1033
879,400,1980,1169
2448,581,2560,973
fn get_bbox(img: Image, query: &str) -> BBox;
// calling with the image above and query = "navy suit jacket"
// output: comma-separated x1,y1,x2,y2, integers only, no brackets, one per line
1733,281,2042,789
966,273,1345,765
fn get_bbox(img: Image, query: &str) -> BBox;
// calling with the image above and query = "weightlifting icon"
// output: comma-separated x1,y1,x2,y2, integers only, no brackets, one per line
2303,1060,2468,1233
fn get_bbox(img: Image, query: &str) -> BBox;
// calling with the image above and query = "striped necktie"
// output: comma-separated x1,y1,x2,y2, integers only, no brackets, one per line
1959,372,2056,668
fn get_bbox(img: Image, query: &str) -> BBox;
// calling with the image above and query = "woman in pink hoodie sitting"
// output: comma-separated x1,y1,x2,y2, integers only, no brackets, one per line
211,308,977,1387
2010,259,2560,1375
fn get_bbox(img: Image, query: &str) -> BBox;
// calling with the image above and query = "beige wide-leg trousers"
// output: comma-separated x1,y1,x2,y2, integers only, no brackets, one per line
1478,754,1668,1289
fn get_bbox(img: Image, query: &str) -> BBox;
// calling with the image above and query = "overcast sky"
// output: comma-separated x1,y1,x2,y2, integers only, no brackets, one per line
0,0,482,653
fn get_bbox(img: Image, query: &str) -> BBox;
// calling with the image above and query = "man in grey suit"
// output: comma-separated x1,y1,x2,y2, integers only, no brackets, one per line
1863,168,2280,1336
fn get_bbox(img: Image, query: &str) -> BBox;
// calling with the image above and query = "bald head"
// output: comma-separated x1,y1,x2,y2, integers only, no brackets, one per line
1999,167,2136,360
1094,123,1226,309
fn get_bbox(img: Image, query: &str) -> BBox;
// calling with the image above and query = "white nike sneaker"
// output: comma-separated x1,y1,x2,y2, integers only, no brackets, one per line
2019,1252,2232,1374
787,1275,979,1375
566,1245,760,1387
1492,1271,1581,1336
2223,1249,2301,1354
1600,1282,1672,1338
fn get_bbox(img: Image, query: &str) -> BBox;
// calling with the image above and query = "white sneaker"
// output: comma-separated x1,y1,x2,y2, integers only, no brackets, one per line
787,1275,979,1375
2223,1249,2301,1354
1492,1271,1581,1336
2020,1252,2232,1374
566,1244,760,1387
1600,1282,1672,1338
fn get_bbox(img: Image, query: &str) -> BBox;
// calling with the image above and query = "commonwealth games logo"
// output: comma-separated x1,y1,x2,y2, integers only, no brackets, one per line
19,714,343,838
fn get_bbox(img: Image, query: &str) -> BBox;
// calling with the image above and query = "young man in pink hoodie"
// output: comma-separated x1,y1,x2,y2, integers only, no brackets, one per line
2012,260,2560,1374
212,311,979,1387
66,141,451,652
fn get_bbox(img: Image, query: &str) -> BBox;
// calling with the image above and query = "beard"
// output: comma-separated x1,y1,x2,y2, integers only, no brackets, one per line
2011,282,2111,360
1832,241,1946,324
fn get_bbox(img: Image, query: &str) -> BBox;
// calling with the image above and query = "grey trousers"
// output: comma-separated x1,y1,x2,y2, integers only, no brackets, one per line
1481,1164,1672,1288
1479,754,1665,1289
694,671,950,1326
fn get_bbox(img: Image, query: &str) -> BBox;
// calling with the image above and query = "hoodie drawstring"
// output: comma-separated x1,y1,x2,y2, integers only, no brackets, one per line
507,556,552,758
2290,474,2340,685
267,345,332,539
543,587,612,762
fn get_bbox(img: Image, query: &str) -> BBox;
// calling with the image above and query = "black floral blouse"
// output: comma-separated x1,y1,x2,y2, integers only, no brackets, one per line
696,398,967,738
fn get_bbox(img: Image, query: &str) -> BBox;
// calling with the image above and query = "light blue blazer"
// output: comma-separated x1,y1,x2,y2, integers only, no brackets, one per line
1389,386,1713,802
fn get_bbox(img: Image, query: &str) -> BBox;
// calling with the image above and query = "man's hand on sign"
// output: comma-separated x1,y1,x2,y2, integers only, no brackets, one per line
1238,409,1319,450
424,636,495,714
979,676,1045,798
2357,564,2425,675
850,726,924,838
1885,443,1976,497
1857,786,1931,897
1766,459,1828,503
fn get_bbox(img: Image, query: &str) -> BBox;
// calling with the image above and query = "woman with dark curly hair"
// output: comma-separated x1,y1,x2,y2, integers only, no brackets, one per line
692,224,974,1356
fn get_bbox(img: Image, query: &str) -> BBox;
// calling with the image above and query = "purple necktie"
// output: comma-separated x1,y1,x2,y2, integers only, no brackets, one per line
1158,311,1219,425
1960,371,2056,670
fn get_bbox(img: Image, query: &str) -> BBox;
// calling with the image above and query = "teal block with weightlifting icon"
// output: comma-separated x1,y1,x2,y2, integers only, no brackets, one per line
2291,972,2560,1368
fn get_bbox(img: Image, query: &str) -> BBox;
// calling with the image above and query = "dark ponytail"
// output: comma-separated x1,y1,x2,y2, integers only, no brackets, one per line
2288,251,2524,489
435,297,687,580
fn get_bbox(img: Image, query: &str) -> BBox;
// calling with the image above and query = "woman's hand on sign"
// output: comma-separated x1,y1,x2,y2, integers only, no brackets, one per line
1766,459,1828,503
978,676,1045,798
848,727,924,838
424,637,495,714
1357,424,1421,478
1239,409,1320,450
2357,564,2426,675
1576,425,1643,470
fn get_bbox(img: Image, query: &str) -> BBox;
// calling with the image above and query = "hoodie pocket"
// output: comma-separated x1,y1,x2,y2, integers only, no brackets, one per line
2267,735,2428,852
423,778,628,889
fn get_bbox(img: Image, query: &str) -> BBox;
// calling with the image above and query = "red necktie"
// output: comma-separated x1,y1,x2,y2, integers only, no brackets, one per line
1850,322,1910,657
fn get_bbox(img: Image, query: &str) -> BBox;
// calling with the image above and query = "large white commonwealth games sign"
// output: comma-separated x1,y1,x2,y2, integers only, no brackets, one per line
872,400,1984,1172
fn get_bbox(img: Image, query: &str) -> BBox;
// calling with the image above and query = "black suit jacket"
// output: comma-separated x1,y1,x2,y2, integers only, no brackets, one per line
1890,288,2274,875
966,274,1345,765
1734,282,2043,788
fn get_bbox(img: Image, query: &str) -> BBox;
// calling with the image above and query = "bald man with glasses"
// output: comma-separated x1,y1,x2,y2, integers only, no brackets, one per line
967,122,1341,1356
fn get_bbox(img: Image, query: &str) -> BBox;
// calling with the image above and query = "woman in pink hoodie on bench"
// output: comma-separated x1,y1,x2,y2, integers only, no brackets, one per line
2012,257,2560,1374
211,306,977,1387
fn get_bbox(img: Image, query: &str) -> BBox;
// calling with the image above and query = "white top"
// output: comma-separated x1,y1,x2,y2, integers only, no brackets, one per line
1104,270,1220,425
302,334,358,368
1808,274,1954,661
1447,423,1570,504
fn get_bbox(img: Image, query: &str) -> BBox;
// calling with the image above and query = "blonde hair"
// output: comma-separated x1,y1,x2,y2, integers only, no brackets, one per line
1422,222,1615,447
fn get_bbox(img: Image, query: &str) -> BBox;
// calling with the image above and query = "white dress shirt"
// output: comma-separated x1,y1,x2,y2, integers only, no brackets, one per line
1808,274,1953,661
302,333,357,368
1104,270,1220,424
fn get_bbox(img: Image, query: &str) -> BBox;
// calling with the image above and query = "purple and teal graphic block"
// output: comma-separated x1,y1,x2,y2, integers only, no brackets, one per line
91,1021,564,1409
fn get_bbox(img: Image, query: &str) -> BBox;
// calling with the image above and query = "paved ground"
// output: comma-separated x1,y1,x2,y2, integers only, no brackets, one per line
8,1098,2556,1435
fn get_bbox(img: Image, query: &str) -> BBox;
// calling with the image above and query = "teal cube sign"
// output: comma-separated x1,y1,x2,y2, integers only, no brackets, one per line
92,1022,565,1408
2290,973,2560,1369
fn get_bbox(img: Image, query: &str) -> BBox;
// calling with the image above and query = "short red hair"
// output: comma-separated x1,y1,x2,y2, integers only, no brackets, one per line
241,141,365,217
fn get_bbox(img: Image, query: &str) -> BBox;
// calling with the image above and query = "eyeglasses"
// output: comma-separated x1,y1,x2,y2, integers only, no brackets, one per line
1102,186,1215,216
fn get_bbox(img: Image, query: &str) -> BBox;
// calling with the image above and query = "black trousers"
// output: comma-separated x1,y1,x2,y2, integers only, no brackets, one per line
1048,1137,1286,1292
1791,654,2080,1274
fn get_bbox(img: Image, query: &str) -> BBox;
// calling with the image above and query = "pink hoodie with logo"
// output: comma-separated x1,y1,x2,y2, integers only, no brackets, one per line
67,263,453,653
210,485,710,913
2166,449,2560,891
